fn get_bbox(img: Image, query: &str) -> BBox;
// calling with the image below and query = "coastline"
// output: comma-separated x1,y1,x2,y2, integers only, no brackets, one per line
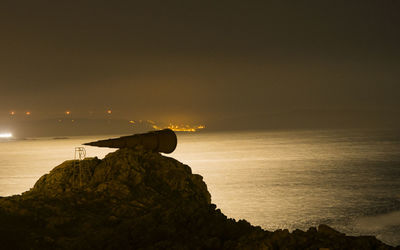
0,148,398,249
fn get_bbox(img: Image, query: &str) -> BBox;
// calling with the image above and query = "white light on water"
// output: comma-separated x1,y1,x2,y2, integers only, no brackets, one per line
0,133,12,138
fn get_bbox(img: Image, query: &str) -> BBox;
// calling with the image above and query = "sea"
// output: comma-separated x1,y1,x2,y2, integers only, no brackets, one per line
1,129,399,246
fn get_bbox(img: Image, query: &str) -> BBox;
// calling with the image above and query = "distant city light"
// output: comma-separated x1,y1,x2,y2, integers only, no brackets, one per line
65,111,71,115
0,133,12,138
151,123,206,132
10,111,15,115
25,111,31,115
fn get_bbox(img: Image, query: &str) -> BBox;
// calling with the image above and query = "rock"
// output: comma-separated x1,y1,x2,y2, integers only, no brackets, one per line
0,147,398,249
318,224,344,237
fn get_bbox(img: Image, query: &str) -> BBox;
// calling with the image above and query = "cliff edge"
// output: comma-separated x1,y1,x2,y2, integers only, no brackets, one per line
0,148,397,249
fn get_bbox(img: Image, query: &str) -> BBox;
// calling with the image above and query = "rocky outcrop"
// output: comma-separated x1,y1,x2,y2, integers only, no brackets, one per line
0,148,398,249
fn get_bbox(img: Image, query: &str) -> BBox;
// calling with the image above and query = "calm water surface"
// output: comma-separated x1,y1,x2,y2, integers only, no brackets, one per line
1,129,399,246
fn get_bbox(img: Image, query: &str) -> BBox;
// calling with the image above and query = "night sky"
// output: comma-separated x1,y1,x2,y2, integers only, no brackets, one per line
1,1,400,136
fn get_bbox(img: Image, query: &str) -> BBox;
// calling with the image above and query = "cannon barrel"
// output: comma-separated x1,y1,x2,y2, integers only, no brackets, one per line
83,129,177,154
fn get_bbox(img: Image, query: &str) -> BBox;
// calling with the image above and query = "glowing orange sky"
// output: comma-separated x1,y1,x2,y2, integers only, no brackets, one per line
1,1,400,135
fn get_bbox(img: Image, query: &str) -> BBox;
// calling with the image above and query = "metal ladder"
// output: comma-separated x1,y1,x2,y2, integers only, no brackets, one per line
74,147,86,187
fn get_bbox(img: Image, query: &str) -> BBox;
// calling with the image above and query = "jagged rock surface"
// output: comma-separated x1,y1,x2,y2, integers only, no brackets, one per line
0,148,398,249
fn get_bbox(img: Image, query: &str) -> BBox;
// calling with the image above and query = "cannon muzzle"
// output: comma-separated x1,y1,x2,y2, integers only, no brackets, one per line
83,129,177,153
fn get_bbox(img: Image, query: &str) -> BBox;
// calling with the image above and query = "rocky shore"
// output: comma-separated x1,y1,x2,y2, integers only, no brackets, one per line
0,148,398,249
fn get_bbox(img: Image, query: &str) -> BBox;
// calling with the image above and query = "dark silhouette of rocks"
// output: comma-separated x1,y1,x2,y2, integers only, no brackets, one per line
0,148,398,249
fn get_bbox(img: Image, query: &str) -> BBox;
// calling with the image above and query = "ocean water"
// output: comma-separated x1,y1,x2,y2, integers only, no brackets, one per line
1,129,399,246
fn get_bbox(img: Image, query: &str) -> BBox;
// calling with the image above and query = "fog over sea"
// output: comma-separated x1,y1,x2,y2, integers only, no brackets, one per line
1,129,400,246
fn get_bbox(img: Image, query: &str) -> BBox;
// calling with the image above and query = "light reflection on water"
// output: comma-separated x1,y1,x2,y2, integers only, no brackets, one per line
0,135,117,195
1,129,400,246
171,129,400,246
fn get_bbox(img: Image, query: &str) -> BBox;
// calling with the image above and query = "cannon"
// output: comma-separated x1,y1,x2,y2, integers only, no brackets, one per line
83,129,177,154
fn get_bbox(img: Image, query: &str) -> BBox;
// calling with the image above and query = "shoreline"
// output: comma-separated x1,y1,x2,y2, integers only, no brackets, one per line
0,148,398,249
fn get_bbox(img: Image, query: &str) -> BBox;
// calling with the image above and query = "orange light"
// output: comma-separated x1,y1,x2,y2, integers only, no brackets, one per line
26,111,31,115
152,123,206,132
10,111,15,115
107,110,112,114
65,111,71,115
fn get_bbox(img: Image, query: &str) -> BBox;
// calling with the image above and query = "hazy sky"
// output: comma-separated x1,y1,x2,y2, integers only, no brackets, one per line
1,1,400,133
